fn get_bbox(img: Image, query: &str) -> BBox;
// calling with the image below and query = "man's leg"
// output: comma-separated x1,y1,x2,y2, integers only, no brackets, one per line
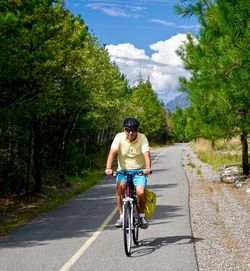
136,185,146,213
116,180,125,213
115,180,125,227
136,185,148,229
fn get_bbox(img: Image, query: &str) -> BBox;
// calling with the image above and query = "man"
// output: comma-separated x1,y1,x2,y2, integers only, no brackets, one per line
105,117,151,228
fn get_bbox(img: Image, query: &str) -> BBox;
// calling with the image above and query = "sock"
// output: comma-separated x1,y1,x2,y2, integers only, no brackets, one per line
139,213,145,218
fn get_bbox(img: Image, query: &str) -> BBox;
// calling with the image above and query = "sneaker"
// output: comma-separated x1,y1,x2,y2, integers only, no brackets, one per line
115,218,123,228
140,216,148,229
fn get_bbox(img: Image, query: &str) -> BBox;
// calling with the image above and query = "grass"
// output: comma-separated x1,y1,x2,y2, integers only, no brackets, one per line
0,169,104,236
187,161,196,168
192,138,242,170
197,151,241,170
196,169,202,175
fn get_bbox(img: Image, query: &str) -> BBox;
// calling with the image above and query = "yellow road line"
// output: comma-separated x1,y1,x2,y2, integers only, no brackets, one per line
58,207,118,271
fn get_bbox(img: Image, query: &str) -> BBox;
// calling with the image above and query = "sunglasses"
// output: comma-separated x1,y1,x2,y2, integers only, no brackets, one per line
125,128,138,133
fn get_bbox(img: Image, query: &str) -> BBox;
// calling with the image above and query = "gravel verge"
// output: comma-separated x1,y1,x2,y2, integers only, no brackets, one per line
182,145,250,271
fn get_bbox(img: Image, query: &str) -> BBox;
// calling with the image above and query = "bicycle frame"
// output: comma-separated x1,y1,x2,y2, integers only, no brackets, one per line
115,170,142,256
116,170,141,216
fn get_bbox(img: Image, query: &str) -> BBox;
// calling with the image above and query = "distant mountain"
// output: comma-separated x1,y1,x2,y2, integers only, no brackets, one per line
165,92,189,112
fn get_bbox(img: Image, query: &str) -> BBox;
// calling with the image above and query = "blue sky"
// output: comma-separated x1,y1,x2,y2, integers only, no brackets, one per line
65,0,200,103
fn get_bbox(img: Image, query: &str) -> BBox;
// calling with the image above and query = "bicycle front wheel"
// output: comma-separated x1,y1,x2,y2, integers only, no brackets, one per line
123,201,132,256
132,205,140,245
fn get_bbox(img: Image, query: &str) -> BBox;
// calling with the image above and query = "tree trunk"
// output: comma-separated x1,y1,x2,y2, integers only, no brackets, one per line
241,131,249,176
25,128,32,194
32,116,42,192
211,139,215,150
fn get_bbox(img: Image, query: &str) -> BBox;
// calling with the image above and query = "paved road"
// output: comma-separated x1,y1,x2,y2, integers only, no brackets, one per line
0,144,198,271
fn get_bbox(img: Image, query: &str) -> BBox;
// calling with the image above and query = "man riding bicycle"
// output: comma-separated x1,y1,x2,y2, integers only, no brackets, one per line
105,117,151,229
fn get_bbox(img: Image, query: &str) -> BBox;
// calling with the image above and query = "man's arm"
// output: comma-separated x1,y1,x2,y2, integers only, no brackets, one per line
143,151,151,175
105,148,117,175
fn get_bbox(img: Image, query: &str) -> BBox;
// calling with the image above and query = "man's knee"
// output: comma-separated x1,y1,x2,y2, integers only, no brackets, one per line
136,185,145,197
116,180,125,194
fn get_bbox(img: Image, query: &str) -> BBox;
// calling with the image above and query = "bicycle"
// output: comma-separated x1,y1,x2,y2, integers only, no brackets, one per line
113,170,148,257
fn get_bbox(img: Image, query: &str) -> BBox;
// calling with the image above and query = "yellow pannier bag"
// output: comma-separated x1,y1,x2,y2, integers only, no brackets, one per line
145,188,156,218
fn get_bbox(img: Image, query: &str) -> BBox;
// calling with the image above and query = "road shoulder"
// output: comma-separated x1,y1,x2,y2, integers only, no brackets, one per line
182,145,250,271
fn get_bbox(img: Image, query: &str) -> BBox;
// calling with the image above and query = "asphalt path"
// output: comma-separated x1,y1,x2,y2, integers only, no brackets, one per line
0,144,198,271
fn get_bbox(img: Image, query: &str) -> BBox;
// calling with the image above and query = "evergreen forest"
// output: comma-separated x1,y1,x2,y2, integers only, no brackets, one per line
0,0,170,195
171,0,250,175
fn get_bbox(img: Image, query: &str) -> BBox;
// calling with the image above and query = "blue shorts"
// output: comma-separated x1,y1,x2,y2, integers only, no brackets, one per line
116,169,147,187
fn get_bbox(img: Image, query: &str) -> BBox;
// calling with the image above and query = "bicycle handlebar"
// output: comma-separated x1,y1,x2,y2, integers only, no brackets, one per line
112,170,152,177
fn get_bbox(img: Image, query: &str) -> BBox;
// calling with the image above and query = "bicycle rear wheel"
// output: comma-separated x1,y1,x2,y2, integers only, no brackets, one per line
123,201,132,256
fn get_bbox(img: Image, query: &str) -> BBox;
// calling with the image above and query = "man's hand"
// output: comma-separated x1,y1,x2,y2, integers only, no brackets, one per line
143,168,151,176
105,169,113,175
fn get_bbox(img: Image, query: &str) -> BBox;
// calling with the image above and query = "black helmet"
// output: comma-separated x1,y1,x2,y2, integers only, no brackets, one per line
123,117,140,129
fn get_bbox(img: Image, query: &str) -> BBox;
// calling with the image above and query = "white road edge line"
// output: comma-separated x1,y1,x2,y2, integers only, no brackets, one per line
152,148,168,163
58,147,168,270
58,207,118,271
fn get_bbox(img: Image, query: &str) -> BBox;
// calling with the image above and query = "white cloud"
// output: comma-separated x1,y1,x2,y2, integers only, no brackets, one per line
106,33,190,103
150,19,200,30
86,3,131,17
150,19,176,27
150,33,188,66
85,2,142,17
107,43,149,60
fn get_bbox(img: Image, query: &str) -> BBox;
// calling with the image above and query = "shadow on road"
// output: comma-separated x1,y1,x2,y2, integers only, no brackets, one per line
0,181,183,249
130,235,203,257
0,178,117,248
149,168,169,174
147,183,177,190
153,204,183,221
0,156,189,251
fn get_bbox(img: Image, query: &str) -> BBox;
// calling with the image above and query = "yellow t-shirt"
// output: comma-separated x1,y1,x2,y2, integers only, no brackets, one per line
111,132,150,170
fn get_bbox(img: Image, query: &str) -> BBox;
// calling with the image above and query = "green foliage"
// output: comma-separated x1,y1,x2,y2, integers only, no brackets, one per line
0,0,170,195
170,107,188,142
174,0,210,18
129,80,170,144
174,0,250,174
